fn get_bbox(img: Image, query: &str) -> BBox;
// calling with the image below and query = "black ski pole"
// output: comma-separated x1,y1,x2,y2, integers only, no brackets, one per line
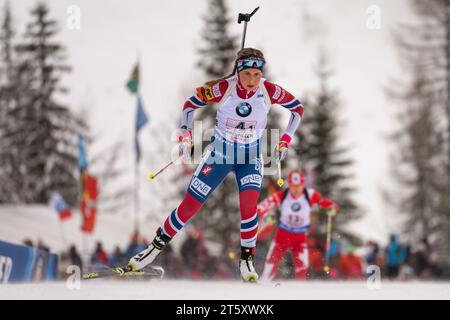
238,6,260,50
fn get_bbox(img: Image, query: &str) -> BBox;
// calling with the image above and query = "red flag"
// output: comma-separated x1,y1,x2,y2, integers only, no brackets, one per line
80,173,98,233
59,209,72,220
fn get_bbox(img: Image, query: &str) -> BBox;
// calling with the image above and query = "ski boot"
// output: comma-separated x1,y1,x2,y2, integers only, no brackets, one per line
117,227,171,273
239,246,259,282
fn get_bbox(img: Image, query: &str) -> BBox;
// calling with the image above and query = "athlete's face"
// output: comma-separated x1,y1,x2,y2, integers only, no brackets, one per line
290,183,304,197
238,69,263,91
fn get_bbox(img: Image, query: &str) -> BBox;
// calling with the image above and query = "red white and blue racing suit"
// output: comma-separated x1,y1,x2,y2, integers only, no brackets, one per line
160,76,304,250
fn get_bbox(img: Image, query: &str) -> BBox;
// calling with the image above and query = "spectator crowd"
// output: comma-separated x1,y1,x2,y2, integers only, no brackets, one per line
23,227,446,281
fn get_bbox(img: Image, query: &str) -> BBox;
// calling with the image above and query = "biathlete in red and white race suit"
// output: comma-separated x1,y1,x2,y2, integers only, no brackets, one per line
119,48,304,282
257,170,339,281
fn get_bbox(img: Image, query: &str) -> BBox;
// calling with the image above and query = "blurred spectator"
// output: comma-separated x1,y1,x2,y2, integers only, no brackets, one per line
412,238,439,279
158,243,183,278
125,238,140,260
366,241,384,267
220,241,241,279
423,238,439,277
69,245,83,270
328,237,341,261
23,239,33,247
327,238,342,279
91,241,109,266
413,247,428,277
216,260,232,279
385,233,407,279
37,239,50,252
125,231,147,260
58,252,71,279
109,246,127,268
199,249,215,279
180,226,212,279
181,227,201,271
398,256,415,280
364,240,385,279
339,244,363,279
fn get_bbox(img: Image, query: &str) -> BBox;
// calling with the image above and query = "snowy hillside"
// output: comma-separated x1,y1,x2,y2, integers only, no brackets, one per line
0,205,161,254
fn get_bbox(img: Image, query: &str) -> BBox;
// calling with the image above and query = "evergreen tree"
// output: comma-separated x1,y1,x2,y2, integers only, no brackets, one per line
0,1,17,202
0,2,31,203
0,1,13,85
388,0,450,261
197,0,238,88
8,2,80,205
388,65,445,243
293,52,360,236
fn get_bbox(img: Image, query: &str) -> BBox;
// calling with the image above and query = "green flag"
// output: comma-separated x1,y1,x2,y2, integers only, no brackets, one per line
126,64,139,94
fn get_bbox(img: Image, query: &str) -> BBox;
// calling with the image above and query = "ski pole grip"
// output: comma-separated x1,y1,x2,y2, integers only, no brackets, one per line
238,13,248,24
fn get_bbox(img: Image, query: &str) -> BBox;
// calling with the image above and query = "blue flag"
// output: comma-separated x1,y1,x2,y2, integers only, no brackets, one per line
135,95,149,162
78,134,88,170
136,95,149,130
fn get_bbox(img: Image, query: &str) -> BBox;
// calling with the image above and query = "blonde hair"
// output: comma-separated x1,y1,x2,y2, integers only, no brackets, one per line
205,48,265,86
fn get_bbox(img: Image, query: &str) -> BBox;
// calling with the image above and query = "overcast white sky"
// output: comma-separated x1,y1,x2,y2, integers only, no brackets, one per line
4,0,418,245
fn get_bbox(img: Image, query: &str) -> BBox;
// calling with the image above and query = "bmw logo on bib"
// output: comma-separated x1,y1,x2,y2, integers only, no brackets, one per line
291,203,301,212
236,102,252,118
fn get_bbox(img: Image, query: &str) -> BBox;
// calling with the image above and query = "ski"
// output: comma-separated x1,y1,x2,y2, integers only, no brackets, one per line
82,266,164,280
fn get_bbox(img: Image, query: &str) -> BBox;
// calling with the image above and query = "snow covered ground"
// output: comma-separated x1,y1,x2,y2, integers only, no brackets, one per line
1,280,449,300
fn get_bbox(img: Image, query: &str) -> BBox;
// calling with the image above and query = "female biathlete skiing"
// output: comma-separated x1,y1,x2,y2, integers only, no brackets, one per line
257,170,339,281
117,48,305,281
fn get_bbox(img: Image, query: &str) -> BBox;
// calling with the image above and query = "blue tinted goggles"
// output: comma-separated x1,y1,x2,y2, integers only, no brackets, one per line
236,58,265,72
